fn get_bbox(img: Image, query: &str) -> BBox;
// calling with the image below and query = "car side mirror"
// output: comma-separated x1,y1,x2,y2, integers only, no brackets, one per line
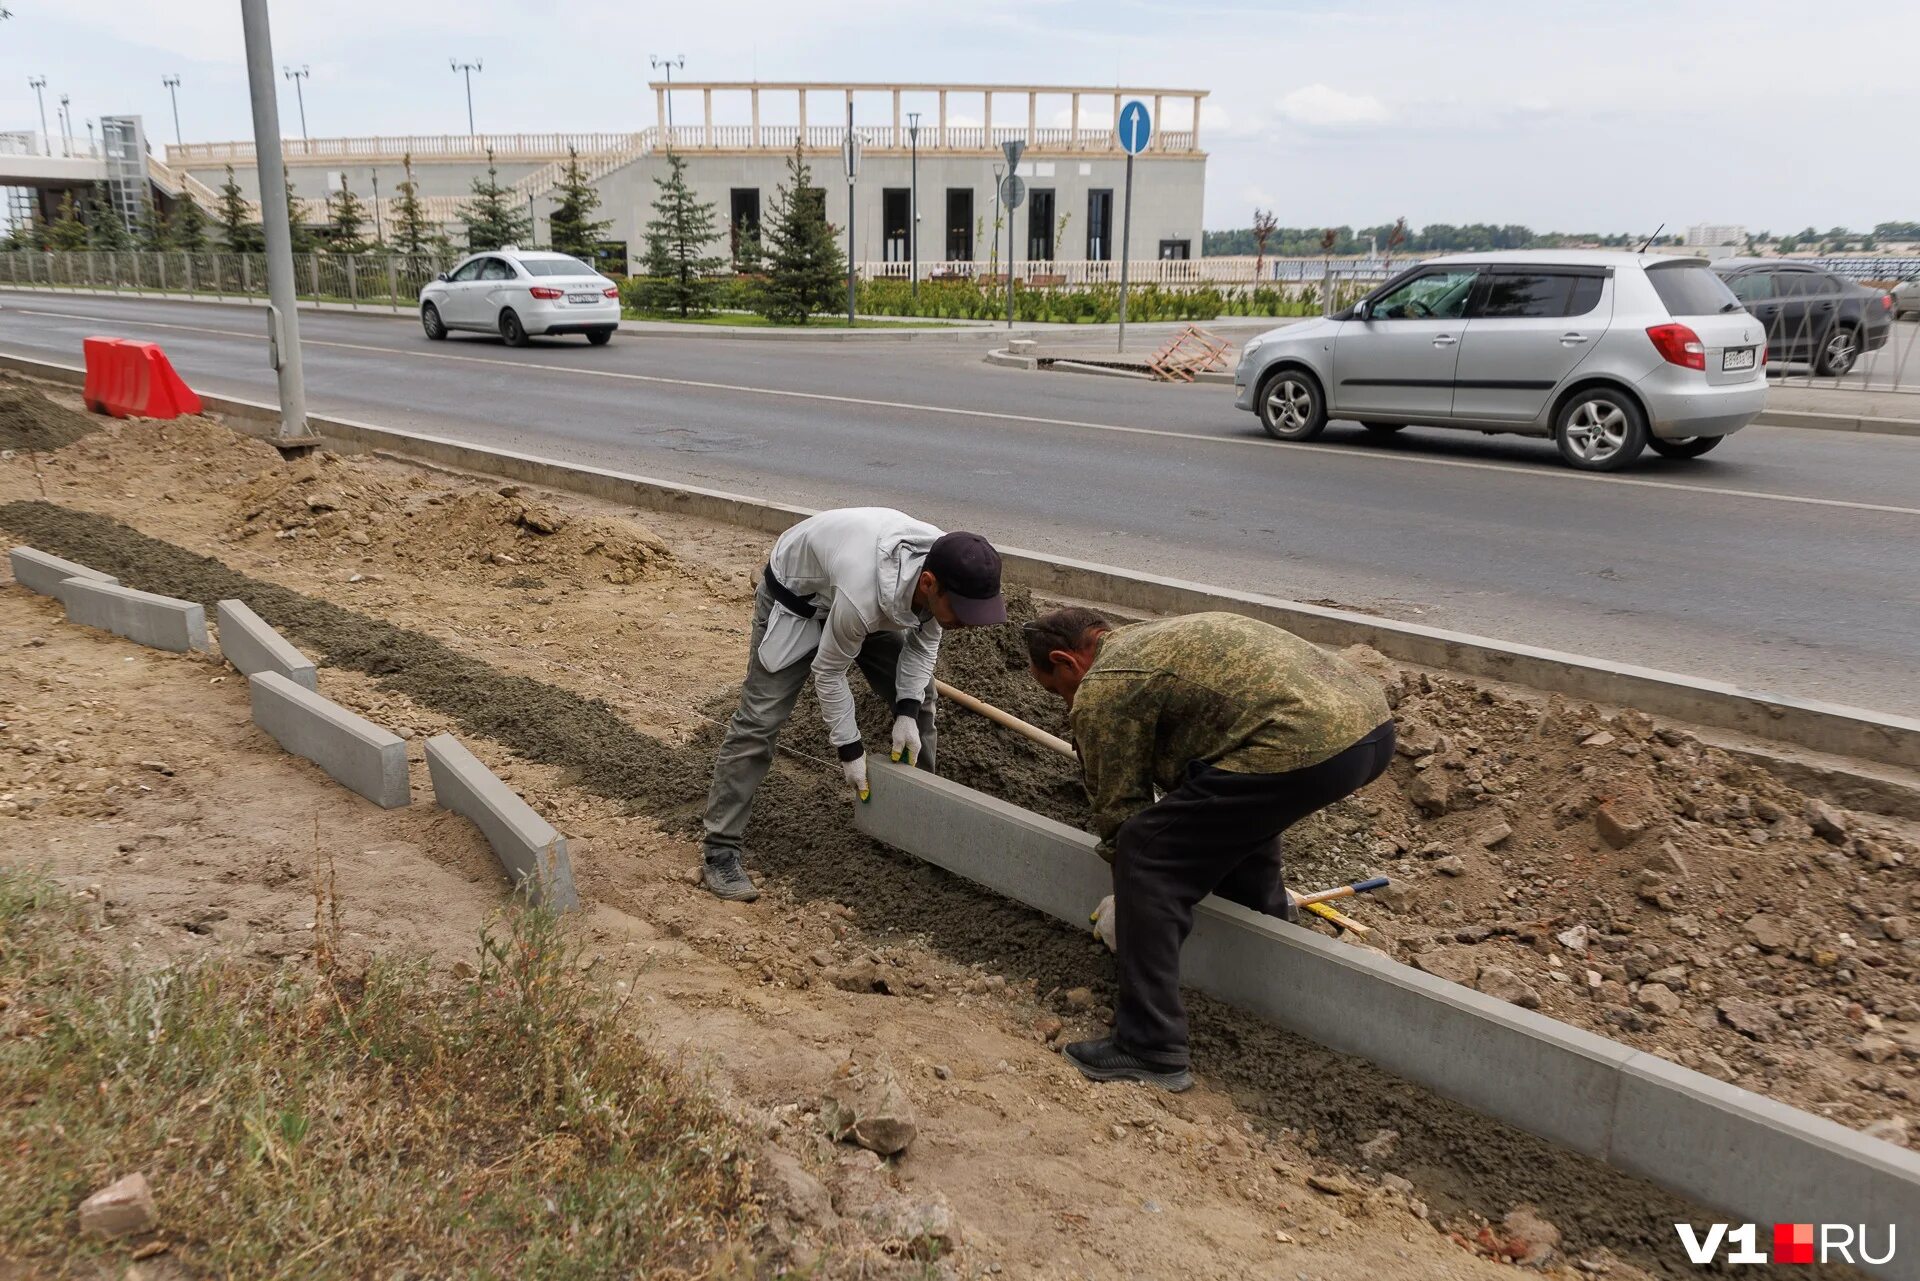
435,272,449,282
1352,300,1371,321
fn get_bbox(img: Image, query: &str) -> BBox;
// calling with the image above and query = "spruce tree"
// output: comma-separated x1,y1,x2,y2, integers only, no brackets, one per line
283,166,316,254
328,172,371,253
636,152,724,317
170,192,209,252
751,145,843,324
86,186,135,252
547,147,611,260
459,148,530,251
47,193,89,252
138,197,171,252
215,165,263,252
391,154,434,257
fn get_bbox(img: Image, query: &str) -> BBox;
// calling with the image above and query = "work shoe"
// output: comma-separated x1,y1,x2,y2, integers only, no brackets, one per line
1063,1037,1194,1092
702,852,760,902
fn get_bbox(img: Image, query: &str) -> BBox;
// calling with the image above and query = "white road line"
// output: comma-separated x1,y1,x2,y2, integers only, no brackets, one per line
8,301,1919,519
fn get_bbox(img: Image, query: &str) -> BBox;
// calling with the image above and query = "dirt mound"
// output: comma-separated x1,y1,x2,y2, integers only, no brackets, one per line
229,452,672,583
0,376,102,452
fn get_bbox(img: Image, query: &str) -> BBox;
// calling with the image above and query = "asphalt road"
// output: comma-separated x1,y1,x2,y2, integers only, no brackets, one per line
3,291,1917,717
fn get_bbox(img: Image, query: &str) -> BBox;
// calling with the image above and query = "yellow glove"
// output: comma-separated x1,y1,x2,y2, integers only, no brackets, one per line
1089,895,1116,951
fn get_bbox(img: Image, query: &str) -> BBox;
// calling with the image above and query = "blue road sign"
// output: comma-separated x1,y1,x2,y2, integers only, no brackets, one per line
1117,101,1152,155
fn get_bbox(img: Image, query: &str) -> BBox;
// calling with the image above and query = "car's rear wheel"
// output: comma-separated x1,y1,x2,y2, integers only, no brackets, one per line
500,309,529,348
1648,434,1723,460
585,329,613,346
1815,324,1859,376
1257,369,1327,441
1554,389,1647,472
421,303,447,341
1360,422,1405,434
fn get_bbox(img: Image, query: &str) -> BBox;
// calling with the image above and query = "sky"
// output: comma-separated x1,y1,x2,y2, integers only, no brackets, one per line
4,0,1916,236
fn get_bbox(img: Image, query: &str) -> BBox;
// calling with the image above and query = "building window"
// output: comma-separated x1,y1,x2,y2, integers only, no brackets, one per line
729,189,761,261
945,188,973,262
882,188,910,263
1158,239,1192,260
1027,188,1056,262
1086,189,1114,262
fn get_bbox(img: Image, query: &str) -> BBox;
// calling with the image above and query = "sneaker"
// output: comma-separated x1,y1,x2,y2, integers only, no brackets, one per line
701,852,760,902
1063,1037,1194,1092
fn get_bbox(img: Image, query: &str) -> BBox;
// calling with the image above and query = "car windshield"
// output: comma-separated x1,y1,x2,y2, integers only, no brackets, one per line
520,257,601,277
1651,264,1741,316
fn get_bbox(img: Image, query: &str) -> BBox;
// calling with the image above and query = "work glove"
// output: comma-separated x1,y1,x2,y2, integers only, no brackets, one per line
842,753,870,802
889,715,923,766
1089,895,1117,951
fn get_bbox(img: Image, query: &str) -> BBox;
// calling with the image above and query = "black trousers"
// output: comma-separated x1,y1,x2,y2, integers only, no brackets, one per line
1111,721,1397,1066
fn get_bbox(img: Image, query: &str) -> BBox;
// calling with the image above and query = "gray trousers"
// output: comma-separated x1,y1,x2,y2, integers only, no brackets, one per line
702,580,938,863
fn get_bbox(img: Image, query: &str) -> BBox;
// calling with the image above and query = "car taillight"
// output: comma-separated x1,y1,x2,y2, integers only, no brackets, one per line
1646,323,1705,371
1883,294,1895,312
529,286,564,300
603,286,619,298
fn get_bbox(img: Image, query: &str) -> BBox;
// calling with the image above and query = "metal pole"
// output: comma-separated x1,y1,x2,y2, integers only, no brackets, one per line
283,65,310,144
58,96,70,157
1117,152,1134,352
846,101,856,325
29,78,48,156
907,112,919,300
1006,189,1016,330
247,0,310,439
370,168,382,244
163,76,182,146
451,60,482,135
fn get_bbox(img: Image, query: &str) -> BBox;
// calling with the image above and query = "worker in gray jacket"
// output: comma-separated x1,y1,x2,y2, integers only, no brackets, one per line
702,507,1007,901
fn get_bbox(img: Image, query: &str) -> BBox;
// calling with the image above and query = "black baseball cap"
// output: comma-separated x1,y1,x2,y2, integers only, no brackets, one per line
926,531,1007,626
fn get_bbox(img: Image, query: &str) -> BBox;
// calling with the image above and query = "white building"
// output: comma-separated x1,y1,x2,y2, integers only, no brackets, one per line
158,80,1210,275
1684,223,1748,249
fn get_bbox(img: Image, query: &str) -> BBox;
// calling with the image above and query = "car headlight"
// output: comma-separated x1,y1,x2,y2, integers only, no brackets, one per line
1240,337,1265,359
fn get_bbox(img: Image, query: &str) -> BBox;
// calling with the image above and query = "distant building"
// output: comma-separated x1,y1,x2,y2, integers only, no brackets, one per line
1685,223,1748,249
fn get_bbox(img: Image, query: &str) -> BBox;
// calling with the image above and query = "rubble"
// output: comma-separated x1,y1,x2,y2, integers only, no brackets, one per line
78,1172,157,1240
822,1058,918,1156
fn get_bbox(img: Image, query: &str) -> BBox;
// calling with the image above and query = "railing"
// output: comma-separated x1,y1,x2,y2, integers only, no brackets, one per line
857,256,1402,286
656,121,1203,154
0,249,464,311
0,131,41,156
168,131,646,166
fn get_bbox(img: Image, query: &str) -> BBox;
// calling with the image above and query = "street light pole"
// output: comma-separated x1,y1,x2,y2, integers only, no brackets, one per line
281,64,310,145
162,75,183,146
842,101,860,326
246,0,311,440
370,168,382,245
57,95,70,158
649,55,684,151
906,110,920,299
28,77,48,156
450,59,482,136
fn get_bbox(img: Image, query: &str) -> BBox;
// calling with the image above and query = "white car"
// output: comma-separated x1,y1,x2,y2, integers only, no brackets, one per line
419,247,620,347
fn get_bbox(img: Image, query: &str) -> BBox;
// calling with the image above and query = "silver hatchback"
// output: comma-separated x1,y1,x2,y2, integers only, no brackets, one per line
1233,251,1768,471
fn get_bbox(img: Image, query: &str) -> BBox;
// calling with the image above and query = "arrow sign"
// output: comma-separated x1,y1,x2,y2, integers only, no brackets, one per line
1117,100,1152,155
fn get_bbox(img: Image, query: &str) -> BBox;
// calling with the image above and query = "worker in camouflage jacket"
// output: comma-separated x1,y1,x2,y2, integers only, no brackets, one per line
1026,608,1395,1091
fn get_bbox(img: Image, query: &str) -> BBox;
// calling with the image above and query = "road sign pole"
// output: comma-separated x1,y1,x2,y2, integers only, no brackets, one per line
846,103,856,325
1118,152,1134,353
240,0,309,440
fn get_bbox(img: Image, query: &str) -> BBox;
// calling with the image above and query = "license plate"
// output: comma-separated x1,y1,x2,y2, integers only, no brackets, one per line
568,293,600,305
1722,347,1756,371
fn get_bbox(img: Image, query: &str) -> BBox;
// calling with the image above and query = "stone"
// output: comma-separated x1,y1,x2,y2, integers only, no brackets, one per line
1858,1035,1901,1064
1413,948,1478,985
78,1172,156,1240
1064,986,1096,1011
830,961,895,995
1502,1204,1562,1268
1718,999,1783,1042
1581,730,1616,748
859,1191,958,1259
1884,916,1913,943
1806,800,1849,845
1593,805,1645,849
1636,983,1683,1016
1865,1117,1910,1147
1396,719,1442,758
1476,966,1541,1010
1645,965,1688,988
1645,841,1691,879
1307,1172,1360,1196
1477,822,1514,849
1382,1173,1416,1196
1357,1128,1400,1161
1433,855,1466,877
1408,770,1451,816
757,1149,838,1229
1034,1016,1064,1042
1743,913,1795,954
1556,925,1591,954
822,1059,917,1156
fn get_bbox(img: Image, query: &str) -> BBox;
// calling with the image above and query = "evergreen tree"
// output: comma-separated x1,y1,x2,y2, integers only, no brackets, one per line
547,147,611,260
328,172,371,253
47,193,89,252
459,148,530,251
138,197,171,252
214,165,263,252
87,186,135,252
283,166,316,254
391,154,435,257
750,145,843,324
636,152,724,316
170,191,209,252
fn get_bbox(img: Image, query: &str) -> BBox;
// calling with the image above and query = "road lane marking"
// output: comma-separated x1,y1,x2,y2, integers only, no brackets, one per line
6,301,1918,520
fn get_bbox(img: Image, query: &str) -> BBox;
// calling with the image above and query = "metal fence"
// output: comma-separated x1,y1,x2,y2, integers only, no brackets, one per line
0,250,460,311
1750,283,1920,394
857,256,1402,286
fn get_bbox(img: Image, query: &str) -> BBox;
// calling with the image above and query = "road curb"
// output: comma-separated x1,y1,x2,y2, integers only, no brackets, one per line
425,733,578,911
249,670,410,809
3,353,1914,772
56,578,209,654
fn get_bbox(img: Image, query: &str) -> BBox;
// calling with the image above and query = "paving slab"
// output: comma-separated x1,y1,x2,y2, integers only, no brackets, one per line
248,671,408,808
55,578,207,653
424,733,577,910
215,598,317,690
8,545,118,597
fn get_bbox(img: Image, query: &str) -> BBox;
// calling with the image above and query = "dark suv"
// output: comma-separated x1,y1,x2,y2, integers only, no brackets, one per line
1712,259,1894,376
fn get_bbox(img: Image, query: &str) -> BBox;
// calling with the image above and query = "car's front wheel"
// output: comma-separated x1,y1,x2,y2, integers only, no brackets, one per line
500,309,530,348
421,303,447,341
1257,369,1328,441
1815,324,1859,377
1554,389,1647,472
1648,435,1723,460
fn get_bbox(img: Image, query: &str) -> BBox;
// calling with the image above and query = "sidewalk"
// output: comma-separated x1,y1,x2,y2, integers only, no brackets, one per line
1755,384,1920,436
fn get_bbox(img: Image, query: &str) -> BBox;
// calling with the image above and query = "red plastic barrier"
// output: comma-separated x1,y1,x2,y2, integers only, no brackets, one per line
79,337,202,420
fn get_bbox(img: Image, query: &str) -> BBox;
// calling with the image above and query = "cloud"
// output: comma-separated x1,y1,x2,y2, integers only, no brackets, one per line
1274,84,1390,129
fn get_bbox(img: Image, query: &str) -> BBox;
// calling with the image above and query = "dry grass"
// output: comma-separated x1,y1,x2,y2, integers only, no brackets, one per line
0,866,768,1278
